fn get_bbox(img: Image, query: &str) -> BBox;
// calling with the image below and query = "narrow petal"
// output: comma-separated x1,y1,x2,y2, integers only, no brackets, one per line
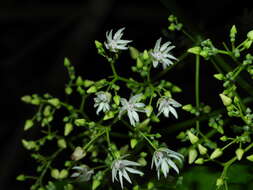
154,38,162,51
167,159,179,174
160,41,172,52
125,167,143,176
122,169,132,184
119,171,124,189
169,106,178,119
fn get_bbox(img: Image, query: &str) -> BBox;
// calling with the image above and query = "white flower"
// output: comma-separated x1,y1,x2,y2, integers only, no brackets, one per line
111,158,143,189
94,91,111,115
104,28,132,52
119,94,146,126
151,147,184,179
71,165,94,182
150,38,177,69
157,97,181,119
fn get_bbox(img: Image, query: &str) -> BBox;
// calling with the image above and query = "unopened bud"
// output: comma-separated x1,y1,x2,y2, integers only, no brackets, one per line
235,148,244,160
198,144,208,155
210,148,223,160
187,131,199,144
219,94,232,106
188,148,198,164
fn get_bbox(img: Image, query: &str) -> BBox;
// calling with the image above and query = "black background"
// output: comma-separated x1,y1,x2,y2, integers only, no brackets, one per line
1,0,253,189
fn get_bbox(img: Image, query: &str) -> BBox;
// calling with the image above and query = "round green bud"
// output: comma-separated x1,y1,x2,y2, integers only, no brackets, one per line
187,131,199,144
210,148,223,160
247,30,253,40
188,148,198,164
219,94,232,106
235,148,244,160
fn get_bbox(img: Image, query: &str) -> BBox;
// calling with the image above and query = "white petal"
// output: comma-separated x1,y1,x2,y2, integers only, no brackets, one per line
167,159,179,174
125,167,143,176
154,38,162,51
160,41,171,52
122,160,140,166
119,171,124,189
122,169,132,184
169,106,178,119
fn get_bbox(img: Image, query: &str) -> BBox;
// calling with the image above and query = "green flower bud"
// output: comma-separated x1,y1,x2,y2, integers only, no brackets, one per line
21,95,32,103
59,169,68,179
230,25,237,42
198,144,208,155
130,139,138,149
213,73,224,80
145,105,153,117
16,174,26,181
83,80,94,87
64,58,71,67
51,169,60,179
187,46,201,55
200,50,209,58
103,111,114,120
219,94,232,106
64,123,73,136
129,47,139,59
22,139,38,150
172,86,182,93
24,120,34,131
71,146,86,161
57,139,67,149
87,86,97,94
246,154,253,162
188,148,198,164
210,148,223,160
216,178,224,187
74,119,86,126
182,104,193,111
247,30,253,40
244,40,252,49
195,158,204,164
220,136,228,142
143,50,149,60
187,131,199,144
136,58,143,68
113,95,120,105
48,98,60,107
235,148,244,160
177,131,186,139
95,40,103,49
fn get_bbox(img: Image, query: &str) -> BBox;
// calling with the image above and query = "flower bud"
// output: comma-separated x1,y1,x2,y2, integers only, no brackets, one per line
220,136,228,142
182,104,193,112
216,178,224,187
219,94,232,106
71,146,86,161
246,154,253,162
74,119,86,126
213,73,224,80
87,86,97,94
24,120,34,131
51,169,60,179
210,148,223,160
235,148,244,160
113,95,120,105
57,139,67,149
187,131,199,144
64,123,73,136
198,144,208,155
48,98,60,107
187,46,201,55
194,158,204,164
188,148,198,164
145,105,153,117
247,30,253,41
59,169,68,179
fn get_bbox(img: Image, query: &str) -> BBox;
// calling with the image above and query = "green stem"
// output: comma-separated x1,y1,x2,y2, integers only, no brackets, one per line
110,59,118,77
139,131,157,150
195,55,200,131
84,130,106,150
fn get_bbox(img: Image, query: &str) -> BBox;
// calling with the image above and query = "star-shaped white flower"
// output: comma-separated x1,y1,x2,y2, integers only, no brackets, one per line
157,97,181,119
111,158,143,189
104,28,132,52
119,94,146,126
94,91,111,115
151,147,183,179
150,38,177,69
71,165,94,182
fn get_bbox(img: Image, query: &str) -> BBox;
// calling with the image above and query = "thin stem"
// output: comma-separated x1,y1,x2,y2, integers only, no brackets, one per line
139,131,157,150
195,55,200,132
110,60,118,77
84,130,106,150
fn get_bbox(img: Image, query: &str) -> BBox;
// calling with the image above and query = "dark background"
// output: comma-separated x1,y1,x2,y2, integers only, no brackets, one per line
1,0,253,189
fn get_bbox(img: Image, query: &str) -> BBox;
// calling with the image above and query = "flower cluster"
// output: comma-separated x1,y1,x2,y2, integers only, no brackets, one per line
71,165,94,182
